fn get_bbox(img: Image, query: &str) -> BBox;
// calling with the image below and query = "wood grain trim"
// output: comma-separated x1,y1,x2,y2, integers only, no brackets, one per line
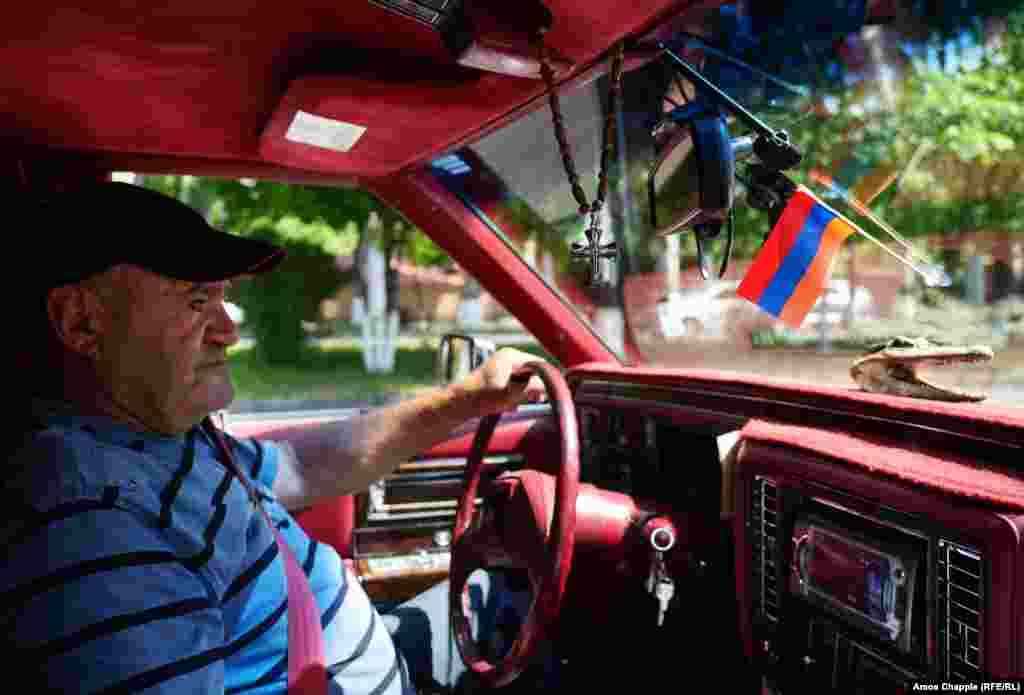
356,563,449,604
374,498,481,513
357,560,449,581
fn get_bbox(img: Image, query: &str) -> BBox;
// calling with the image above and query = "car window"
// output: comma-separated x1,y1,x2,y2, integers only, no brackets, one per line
119,173,552,412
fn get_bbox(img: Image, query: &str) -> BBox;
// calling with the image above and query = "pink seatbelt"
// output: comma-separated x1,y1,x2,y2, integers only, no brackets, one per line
206,420,328,695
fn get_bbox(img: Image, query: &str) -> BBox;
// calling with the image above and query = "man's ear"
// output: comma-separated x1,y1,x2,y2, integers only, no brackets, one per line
46,285,104,357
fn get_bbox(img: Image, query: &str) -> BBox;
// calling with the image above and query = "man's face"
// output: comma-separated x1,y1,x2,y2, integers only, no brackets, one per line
92,266,240,435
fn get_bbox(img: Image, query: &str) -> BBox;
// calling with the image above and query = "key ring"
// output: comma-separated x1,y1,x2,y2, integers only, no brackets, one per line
650,526,676,553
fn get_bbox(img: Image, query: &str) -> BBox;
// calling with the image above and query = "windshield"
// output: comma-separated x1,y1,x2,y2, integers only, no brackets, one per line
430,1,1024,409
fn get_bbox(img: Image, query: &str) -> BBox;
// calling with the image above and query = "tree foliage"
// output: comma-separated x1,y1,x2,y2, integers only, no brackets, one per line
137,175,448,364
601,1,1024,285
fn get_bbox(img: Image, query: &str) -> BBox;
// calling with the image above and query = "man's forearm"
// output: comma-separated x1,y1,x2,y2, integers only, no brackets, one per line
269,382,485,510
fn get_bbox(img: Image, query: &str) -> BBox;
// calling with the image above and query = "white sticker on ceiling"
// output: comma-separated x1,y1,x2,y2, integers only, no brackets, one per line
284,110,366,153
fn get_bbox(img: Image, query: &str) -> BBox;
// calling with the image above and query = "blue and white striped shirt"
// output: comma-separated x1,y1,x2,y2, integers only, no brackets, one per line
4,401,412,694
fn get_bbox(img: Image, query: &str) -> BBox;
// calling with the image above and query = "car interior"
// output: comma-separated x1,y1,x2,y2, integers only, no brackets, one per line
6,0,1024,692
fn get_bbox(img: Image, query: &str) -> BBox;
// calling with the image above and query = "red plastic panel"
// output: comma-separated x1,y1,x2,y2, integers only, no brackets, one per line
0,0,684,177
741,419,1024,510
293,497,355,559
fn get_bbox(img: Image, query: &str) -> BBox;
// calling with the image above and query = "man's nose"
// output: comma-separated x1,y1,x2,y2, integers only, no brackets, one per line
207,301,240,347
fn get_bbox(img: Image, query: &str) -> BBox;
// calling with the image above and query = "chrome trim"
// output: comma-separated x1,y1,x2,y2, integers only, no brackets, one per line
939,539,984,679
366,506,477,523
355,518,452,533
401,453,523,469
369,479,385,512
386,470,480,483
754,475,779,624
372,498,482,513
223,407,365,423
513,403,555,415
367,454,521,520
363,550,451,572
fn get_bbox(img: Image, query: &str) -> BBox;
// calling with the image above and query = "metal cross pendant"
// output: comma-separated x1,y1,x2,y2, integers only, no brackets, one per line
571,219,617,287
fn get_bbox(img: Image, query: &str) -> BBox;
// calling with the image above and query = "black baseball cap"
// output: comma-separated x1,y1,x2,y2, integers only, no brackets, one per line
38,181,286,288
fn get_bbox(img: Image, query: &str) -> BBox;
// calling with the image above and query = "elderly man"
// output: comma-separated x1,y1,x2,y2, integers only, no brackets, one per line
6,182,546,694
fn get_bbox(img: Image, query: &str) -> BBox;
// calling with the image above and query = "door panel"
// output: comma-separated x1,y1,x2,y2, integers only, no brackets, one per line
226,406,557,604
225,410,363,559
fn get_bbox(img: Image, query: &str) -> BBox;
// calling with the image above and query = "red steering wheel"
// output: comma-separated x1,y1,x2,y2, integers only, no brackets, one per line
448,361,580,688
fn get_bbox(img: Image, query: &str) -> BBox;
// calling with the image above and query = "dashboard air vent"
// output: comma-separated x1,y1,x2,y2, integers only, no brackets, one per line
938,539,983,680
751,476,779,624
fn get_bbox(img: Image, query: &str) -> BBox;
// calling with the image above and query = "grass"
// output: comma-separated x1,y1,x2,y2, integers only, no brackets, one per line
227,340,551,404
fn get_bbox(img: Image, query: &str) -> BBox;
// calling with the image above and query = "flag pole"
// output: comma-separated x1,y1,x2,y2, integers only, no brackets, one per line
800,186,950,287
806,178,950,288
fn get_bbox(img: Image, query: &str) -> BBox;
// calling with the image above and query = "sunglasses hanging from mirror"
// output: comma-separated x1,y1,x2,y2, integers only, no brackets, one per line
648,40,805,279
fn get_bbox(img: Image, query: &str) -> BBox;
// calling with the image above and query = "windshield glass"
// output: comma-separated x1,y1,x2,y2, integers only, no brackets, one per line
430,1,1024,409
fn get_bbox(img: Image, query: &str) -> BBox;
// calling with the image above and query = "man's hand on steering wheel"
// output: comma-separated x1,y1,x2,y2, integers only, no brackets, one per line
451,348,549,416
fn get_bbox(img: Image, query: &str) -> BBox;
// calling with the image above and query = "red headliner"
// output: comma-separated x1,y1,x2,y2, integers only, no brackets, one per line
2,1,690,183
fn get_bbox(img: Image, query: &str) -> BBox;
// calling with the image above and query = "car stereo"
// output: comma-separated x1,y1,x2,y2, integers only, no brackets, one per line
789,513,920,654
745,461,1007,691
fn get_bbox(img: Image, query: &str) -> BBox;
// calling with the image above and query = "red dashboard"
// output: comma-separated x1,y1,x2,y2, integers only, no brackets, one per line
566,366,1024,689
735,439,1024,688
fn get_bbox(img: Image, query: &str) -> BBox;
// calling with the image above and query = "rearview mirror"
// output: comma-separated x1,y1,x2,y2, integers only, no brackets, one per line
649,113,738,238
649,113,749,278
436,333,496,385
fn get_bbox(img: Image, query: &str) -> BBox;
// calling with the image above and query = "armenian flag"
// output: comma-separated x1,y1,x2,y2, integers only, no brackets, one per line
737,186,858,328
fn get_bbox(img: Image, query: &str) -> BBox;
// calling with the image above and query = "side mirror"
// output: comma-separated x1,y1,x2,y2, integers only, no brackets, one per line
436,333,496,385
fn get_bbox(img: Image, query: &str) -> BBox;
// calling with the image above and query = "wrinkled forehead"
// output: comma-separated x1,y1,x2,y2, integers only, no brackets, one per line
89,264,164,299
69,265,236,317
108,264,222,291
81,265,187,311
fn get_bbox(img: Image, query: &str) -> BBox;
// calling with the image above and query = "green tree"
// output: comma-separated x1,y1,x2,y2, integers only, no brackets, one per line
142,177,372,363
747,6,1024,288
137,175,448,364
869,8,1024,290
